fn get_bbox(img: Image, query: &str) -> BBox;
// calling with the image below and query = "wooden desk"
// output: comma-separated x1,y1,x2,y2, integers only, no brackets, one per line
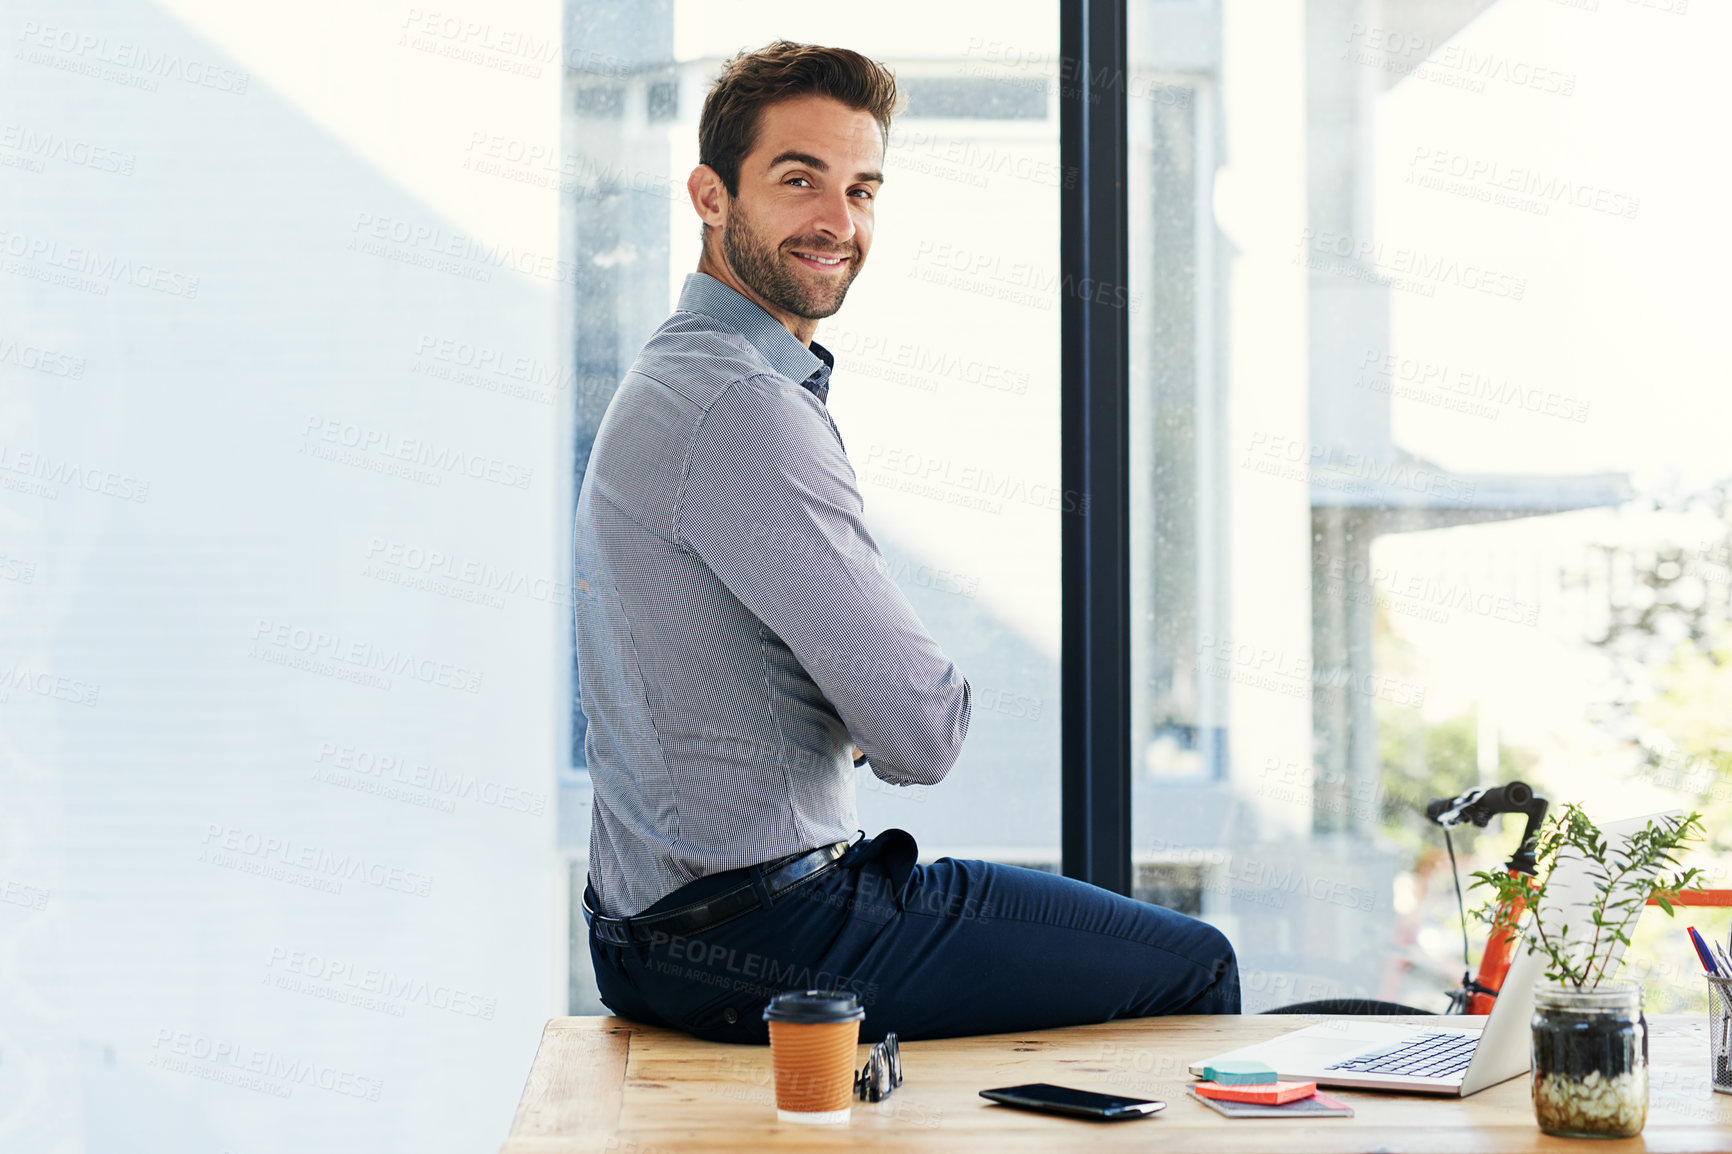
497,1015,1732,1153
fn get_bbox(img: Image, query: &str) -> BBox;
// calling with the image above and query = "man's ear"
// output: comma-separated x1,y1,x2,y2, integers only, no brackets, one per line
688,164,727,231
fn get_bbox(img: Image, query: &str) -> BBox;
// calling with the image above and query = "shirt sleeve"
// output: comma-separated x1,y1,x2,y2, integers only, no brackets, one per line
676,376,971,786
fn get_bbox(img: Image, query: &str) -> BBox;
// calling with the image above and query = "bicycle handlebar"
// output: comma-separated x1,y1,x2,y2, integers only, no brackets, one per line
1425,781,1533,824
1424,780,1549,875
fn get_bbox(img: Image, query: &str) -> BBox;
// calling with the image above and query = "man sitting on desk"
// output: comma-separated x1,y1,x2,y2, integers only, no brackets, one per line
575,39,1240,1043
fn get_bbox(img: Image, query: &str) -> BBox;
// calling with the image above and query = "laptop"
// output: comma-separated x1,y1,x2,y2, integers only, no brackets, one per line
1188,812,1672,1096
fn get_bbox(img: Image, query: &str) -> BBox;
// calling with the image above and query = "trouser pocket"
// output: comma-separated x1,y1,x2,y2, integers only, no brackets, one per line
670,985,767,1043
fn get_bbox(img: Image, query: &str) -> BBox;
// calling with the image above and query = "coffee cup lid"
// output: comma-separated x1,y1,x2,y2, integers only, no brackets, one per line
762,989,865,1024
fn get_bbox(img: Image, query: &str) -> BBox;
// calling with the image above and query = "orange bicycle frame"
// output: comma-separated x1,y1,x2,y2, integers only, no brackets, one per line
1466,868,1534,1014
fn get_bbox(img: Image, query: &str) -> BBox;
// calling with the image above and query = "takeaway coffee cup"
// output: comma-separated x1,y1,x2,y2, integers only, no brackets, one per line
762,989,866,1124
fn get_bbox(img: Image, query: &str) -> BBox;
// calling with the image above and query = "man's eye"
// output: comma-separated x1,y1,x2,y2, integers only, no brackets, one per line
851,189,873,199
787,176,812,187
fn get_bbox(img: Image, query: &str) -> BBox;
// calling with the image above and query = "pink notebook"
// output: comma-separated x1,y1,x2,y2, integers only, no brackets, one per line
1186,1086,1355,1119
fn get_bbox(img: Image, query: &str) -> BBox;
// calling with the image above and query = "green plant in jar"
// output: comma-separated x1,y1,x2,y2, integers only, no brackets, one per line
1471,805,1705,1138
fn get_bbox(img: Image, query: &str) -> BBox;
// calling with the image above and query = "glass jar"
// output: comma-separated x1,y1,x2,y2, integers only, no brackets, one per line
1530,980,1648,1139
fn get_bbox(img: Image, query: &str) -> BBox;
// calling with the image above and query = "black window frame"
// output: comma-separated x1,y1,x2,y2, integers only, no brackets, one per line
1059,0,1133,895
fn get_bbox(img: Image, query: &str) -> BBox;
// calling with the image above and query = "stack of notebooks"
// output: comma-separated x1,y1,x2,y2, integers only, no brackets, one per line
1188,1060,1354,1119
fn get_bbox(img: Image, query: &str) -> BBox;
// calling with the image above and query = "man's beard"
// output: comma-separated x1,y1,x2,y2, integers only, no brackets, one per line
719,198,859,319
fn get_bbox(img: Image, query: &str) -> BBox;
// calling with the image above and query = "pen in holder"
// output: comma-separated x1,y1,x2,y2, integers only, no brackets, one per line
1710,974,1732,1096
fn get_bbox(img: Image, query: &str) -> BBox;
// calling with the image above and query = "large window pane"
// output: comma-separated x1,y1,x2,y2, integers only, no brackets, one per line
563,2,1062,1007
1131,0,1730,1012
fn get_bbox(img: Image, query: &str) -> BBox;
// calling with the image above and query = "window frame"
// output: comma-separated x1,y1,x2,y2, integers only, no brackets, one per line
1059,0,1135,894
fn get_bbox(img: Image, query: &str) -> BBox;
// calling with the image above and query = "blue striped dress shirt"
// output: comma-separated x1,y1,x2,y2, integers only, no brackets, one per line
575,272,973,917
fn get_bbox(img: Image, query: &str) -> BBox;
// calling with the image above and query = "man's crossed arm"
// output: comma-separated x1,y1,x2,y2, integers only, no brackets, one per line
677,376,971,786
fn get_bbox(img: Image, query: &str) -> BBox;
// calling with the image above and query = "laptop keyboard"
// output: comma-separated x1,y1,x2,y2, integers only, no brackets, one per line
1325,1031,1479,1079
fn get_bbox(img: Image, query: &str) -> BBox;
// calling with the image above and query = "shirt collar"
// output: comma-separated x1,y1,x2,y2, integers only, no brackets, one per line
676,272,835,403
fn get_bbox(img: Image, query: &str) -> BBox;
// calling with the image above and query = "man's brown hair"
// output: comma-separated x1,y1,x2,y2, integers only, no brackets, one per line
697,39,901,218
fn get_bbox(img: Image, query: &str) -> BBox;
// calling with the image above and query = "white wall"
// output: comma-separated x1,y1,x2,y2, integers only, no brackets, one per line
1,3,567,1151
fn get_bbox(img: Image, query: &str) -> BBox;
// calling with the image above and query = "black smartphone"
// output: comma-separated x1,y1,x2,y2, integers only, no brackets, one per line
980,1083,1166,1121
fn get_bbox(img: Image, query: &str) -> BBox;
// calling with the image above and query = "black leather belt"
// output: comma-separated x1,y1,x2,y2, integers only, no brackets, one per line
583,839,852,947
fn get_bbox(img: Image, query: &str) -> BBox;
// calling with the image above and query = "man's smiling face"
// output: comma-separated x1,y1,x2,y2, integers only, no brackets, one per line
697,93,884,331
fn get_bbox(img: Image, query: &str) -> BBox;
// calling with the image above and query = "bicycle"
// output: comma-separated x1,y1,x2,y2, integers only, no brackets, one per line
1272,779,1732,1018
1269,781,1547,1017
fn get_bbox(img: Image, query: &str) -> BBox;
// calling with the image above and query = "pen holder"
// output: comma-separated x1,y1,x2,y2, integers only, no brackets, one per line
1710,975,1732,1096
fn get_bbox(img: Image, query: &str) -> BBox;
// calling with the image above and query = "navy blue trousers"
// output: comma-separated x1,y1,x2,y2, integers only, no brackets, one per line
586,829,1240,1044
